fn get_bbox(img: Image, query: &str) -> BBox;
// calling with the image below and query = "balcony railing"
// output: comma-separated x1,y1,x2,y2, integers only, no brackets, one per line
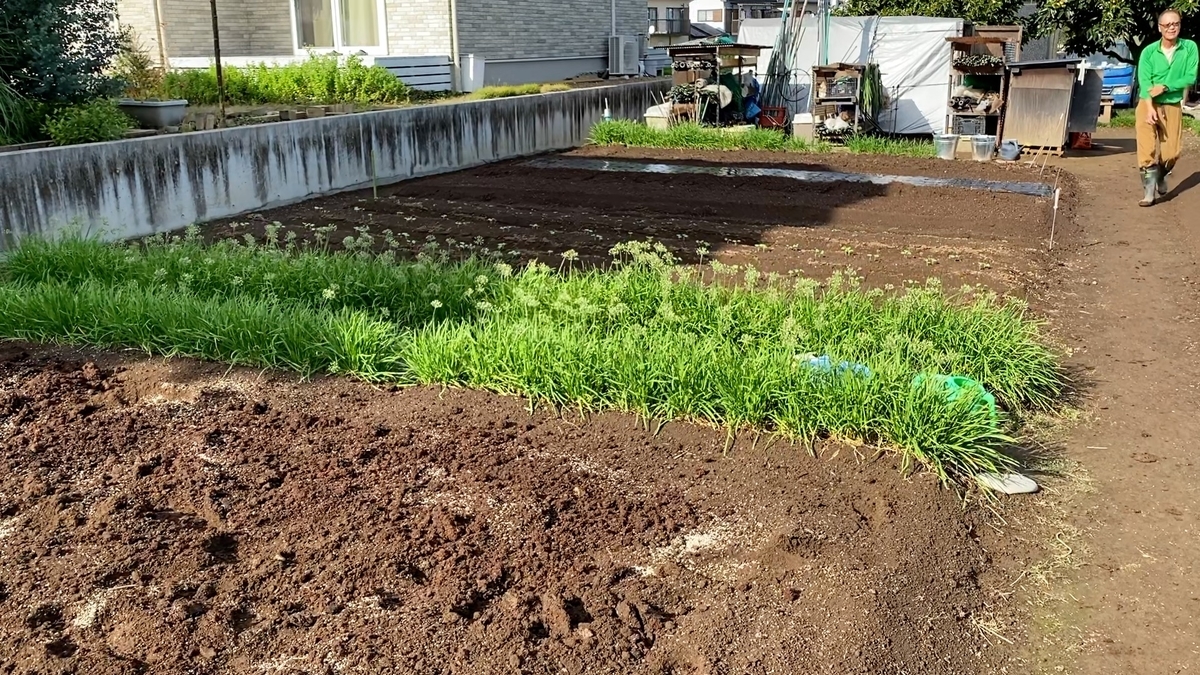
648,18,690,36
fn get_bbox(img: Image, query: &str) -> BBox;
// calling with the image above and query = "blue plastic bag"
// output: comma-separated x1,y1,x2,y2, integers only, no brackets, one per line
802,354,872,378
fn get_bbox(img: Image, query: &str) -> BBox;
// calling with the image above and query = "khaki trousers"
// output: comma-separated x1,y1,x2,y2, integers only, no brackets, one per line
1137,100,1183,169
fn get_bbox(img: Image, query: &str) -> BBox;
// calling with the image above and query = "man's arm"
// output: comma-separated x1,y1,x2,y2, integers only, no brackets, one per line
1163,41,1199,95
1139,46,1156,95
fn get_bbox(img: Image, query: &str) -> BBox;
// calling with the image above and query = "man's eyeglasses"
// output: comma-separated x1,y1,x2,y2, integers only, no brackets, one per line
1161,21,1182,29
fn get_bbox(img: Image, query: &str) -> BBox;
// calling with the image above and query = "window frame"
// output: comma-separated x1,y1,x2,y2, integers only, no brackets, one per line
697,9,724,23
289,0,389,56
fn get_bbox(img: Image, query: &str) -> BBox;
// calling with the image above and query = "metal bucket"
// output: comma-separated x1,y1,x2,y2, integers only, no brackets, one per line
934,134,959,161
971,135,996,162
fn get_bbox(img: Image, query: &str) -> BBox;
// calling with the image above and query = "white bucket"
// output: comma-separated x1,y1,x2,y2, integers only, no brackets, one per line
934,134,959,161
645,103,671,130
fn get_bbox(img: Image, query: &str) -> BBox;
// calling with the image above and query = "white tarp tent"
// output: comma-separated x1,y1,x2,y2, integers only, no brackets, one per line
739,16,963,134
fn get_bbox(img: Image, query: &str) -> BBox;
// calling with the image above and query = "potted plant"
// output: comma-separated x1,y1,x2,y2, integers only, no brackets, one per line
113,27,188,128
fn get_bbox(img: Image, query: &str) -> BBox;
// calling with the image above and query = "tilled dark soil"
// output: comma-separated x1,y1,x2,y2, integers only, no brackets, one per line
214,151,1073,299
0,345,1024,674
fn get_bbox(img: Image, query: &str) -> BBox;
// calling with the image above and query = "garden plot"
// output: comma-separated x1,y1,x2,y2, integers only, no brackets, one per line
226,148,1070,302
0,152,1071,674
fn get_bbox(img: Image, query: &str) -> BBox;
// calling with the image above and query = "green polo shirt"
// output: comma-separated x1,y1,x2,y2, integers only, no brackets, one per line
1138,38,1199,105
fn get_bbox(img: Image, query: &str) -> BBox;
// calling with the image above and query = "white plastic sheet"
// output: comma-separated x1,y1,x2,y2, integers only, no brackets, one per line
740,15,963,134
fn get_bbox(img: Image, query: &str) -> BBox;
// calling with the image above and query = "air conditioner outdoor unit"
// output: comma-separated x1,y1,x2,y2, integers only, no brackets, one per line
608,35,640,75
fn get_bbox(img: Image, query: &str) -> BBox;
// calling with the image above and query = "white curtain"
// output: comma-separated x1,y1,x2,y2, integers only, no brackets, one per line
340,0,380,47
296,0,334,48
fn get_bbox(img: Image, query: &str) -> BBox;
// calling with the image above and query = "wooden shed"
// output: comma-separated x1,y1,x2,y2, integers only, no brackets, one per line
1001,58,1082,154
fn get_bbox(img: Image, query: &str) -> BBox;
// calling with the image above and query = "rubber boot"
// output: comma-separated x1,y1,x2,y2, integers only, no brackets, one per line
1139,167,1159,207
1158,159,1175,196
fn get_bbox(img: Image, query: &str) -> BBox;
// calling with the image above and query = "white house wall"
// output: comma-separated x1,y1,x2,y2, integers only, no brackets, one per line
116,0,165,63
689,0,727,33
384,0,452,57
648,0,692,48
116,0,294,61
159,0,292,58
455,0,644,61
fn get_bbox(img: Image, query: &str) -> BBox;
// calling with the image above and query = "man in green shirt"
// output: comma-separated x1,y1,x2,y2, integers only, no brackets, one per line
1136,9,1199,206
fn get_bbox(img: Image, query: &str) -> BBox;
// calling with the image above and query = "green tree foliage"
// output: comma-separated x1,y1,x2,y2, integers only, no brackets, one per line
1028,0,1200,64
836,0,1024,25
0,0,122,104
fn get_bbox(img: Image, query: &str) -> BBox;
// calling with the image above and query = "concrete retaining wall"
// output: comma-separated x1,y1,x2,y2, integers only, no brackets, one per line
0,80,667,250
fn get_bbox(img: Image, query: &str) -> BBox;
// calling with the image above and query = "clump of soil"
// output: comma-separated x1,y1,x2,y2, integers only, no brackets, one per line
0,346,1016,674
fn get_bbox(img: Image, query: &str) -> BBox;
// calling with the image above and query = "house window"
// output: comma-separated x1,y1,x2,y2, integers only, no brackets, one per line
294,0,383,51
648,7,659,23
697,9,723,22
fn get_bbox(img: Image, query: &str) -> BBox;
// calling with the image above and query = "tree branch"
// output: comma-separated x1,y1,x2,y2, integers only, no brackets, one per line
1102,49,1135,65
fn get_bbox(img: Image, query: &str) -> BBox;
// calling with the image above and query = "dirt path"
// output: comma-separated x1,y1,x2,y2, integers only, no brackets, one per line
1039,130,1200,672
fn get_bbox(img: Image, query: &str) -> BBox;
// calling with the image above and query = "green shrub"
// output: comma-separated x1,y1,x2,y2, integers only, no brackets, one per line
162,55,411,106
42,99,133,146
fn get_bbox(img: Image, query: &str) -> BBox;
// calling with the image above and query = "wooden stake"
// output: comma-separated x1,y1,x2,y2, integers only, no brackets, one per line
371,148,378,200
209,0,227,128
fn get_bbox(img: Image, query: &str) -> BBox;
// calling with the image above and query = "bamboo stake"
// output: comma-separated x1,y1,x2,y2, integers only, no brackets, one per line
209,0,227,128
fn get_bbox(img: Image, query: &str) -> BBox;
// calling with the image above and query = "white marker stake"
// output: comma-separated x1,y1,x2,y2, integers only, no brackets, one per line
1049,188,1061,250
1049,167,1062,250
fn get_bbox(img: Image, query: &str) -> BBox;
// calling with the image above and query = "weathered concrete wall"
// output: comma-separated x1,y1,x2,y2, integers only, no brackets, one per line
0,80,666,250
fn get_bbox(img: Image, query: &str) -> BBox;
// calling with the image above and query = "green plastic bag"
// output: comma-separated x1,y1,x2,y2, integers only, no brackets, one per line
912,373,998,423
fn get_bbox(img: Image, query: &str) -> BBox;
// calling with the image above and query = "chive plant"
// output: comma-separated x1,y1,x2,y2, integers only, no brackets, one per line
589,120,938,157
0,232,1063,481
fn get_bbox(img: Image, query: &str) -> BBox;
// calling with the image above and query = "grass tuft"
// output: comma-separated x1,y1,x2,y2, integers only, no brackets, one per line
472,83,573,100
0,234,1065,482
590,120,936,156
843,135,938,158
